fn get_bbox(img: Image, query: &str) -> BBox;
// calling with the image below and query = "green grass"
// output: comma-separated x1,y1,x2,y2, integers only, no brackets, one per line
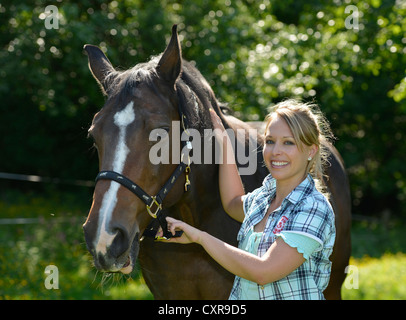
1,188,405,300
0,220,153,300
0,188,153,300
341,220,406,300
342,253,406,300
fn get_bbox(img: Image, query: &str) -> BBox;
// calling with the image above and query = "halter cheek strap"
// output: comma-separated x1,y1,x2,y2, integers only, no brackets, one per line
95,140,191,240
95,169,186,239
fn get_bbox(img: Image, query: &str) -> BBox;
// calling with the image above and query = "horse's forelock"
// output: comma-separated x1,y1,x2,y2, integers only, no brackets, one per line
104,55,162,102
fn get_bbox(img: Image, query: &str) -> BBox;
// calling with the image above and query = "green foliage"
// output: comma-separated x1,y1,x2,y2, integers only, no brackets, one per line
1,0,405,216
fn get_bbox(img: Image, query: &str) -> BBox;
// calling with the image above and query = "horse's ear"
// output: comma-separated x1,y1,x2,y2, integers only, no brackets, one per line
84,44,115,95
157,25,182,87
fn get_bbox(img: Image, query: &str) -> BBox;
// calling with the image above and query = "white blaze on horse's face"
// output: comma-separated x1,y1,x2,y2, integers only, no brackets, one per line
95,101,135,256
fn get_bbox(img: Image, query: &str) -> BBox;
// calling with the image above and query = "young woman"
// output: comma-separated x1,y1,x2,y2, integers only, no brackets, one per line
160,100,336,300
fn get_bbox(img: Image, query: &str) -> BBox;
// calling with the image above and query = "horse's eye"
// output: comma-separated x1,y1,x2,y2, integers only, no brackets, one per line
149,128,169,142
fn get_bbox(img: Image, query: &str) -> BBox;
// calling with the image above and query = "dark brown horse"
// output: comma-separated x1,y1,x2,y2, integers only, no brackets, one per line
83,25,351,299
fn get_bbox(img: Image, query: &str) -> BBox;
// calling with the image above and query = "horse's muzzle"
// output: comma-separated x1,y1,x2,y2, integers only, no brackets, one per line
83,221,140,273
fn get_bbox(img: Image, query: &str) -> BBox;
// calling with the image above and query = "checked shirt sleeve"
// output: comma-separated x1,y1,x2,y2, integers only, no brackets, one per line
280,195,335,253
241,192,254,216
277,232,321,260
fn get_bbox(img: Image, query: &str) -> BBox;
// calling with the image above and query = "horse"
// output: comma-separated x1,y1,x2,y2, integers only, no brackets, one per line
83,25,351,300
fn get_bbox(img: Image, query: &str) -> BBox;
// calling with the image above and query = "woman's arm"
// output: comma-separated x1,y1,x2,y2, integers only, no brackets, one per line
164,217,305,286
210,109,245,222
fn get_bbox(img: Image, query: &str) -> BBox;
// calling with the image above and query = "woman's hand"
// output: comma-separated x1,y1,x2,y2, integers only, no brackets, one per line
156,217,204,245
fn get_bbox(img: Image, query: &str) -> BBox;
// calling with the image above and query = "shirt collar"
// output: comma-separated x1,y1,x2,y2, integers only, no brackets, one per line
238,174,316,242
262,174,276,192
284,174,315,205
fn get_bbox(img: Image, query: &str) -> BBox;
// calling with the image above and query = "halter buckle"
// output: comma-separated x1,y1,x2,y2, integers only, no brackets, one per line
146,196,162,219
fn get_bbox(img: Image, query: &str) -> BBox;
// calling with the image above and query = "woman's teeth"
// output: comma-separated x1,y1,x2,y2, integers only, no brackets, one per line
271,161,289,167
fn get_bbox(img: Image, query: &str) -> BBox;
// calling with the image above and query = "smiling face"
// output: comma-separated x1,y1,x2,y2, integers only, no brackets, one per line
263,114,317,187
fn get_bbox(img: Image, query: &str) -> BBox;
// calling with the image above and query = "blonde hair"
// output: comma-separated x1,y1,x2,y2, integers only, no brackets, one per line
264,99,334,197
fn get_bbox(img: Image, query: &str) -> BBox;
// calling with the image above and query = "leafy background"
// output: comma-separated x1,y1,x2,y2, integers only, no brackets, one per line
0,0,405,299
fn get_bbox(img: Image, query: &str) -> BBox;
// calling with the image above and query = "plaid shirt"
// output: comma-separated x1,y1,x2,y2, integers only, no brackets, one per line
229,174,336,300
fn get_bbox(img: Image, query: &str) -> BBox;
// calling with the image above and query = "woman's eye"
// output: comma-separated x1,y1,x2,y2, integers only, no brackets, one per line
266,139,274,144
265,139,295,145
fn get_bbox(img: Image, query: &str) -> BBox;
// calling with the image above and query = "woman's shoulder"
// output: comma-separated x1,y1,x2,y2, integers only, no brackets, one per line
293,187,335,225
300,179,333,209
289,176,333,216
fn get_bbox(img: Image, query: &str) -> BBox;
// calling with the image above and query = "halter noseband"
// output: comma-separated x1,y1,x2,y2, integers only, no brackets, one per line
94,95,193,240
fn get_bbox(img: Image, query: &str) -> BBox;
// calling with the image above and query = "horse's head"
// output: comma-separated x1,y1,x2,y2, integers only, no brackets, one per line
83,25,188,274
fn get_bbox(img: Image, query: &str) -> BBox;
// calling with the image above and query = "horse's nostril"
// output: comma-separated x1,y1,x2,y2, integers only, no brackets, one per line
96,253,108,270
109,226,129,259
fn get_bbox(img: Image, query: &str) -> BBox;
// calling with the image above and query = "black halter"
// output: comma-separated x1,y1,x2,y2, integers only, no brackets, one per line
94,93,193,240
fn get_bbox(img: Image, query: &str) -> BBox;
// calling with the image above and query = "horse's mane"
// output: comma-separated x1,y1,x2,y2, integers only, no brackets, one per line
176,67,212,133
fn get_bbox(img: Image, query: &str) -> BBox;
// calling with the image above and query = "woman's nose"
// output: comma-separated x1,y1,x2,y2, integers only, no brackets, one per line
271,142,282,156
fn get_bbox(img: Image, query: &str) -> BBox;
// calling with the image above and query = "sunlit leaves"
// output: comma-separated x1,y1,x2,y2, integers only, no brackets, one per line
0,0,405,216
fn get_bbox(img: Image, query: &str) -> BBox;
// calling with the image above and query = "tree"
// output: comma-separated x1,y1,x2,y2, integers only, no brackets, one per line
0,0,405,217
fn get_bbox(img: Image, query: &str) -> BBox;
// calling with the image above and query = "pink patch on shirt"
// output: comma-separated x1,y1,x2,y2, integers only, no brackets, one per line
273,216,289,234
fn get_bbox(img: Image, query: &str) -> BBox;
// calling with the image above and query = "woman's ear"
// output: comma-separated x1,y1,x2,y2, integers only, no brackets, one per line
309,144,318,159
